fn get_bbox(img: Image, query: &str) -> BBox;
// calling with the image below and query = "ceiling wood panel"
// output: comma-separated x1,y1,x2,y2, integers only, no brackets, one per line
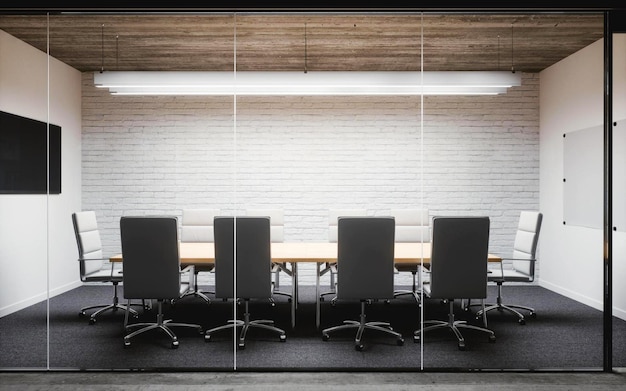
0,12,604,73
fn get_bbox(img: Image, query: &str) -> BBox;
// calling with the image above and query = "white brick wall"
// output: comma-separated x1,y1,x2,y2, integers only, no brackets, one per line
81,72,539,285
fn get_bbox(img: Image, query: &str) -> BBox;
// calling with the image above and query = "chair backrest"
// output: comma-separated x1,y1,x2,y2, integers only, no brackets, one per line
213,216,272,300
72,211,105,278
244,208,284,242
429,216,490,300
180,208,220,243
336,217,395,300
512,211,543,278
328,209,367,243
390,208,430,243
120,216,181,300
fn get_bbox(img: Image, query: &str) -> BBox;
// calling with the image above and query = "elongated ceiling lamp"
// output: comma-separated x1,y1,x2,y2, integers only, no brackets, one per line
94,70,521,96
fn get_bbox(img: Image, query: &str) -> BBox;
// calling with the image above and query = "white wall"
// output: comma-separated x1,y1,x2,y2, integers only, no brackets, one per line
539,35,626,319
81,73,540,285
0,30,82,316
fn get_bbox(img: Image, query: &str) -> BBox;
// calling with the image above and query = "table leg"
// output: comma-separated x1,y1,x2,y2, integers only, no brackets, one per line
291,262,297,328
316,261,321,329
294,262,299,309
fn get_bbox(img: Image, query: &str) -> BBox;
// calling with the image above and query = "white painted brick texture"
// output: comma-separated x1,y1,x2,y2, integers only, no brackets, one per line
81,73,540,285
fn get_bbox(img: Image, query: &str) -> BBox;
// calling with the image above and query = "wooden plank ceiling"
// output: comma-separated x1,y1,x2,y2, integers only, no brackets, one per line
0,12,604,73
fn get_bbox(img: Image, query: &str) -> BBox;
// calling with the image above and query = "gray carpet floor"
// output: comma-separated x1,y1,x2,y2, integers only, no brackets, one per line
1,284,625,371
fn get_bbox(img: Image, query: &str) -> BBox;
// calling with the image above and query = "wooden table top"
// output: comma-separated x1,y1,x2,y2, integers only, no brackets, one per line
110,241,501,265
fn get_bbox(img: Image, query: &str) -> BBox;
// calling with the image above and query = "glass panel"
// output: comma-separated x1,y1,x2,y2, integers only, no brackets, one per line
613,32,626,370
0,13,51,369
232,12,424,370
420,12,607,370
48,12,236,369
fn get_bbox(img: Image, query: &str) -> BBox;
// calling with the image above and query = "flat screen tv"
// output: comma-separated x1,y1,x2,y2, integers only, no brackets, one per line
0,110,61,194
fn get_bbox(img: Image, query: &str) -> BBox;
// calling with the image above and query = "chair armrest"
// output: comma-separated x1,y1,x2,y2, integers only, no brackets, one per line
79,257,120,277
77,257,110,262
499,257,536,262
491,257,536,282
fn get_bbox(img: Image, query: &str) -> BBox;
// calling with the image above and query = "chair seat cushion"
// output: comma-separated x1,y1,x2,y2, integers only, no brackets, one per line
395,263,426,273
193,265,214,272
488,268,532,282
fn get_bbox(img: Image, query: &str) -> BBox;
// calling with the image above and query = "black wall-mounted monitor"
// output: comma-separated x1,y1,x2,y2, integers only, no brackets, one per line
0,111,61,194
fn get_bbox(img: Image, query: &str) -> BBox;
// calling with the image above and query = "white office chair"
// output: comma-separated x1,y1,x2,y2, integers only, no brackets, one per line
178,208,220,304
72,211,138,324
245,208,292,303
472,211,543,325
320,208,367,304
390,208,430,304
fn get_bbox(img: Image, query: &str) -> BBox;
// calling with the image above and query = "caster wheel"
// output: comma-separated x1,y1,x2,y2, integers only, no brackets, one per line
279,334,287,342
171,340,179,349
489,334,496,343
529,312,537,319
89,318,96,325
288,298,292,303
320,297,325,302
413,335,420,343
79,311,86,318
204,334,211,342
322,334,330,341
238,343,246,350
518,318,526,325
123,339,131,348
458,341,466,351
355,344,364,351
397,338,404,346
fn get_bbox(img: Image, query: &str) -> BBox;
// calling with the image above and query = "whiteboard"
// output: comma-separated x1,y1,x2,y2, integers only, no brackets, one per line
563,120,626,231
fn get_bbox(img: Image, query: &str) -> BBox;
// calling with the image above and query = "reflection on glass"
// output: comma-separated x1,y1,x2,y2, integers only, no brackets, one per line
0,9,618,373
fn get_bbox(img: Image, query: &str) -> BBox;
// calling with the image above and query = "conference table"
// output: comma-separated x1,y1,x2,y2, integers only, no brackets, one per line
111,242,502,328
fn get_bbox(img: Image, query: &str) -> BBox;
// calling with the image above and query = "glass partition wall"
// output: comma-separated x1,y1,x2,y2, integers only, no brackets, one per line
605,31,626,368
0,9,620,372
0,14,50,369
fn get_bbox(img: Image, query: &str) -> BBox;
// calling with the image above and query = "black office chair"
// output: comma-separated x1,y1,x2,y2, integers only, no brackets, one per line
414,216,496,350
321,217,404,351
319,208,367,305
204,216,287,349
72,211,138,324
120,216,202,349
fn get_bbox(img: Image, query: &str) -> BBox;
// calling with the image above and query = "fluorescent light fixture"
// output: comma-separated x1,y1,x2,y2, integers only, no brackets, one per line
94,71,521,96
